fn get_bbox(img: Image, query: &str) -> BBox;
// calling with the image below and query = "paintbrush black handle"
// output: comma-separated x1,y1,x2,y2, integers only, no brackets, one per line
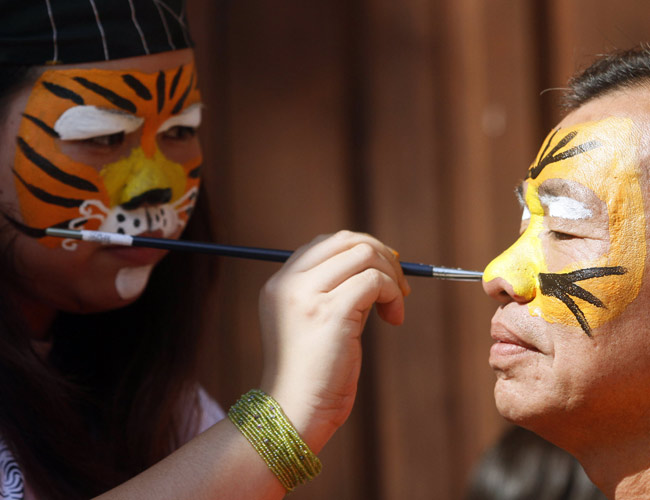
131,236,481,280
399,262,440,277
132,236,292,262
44,228,483,281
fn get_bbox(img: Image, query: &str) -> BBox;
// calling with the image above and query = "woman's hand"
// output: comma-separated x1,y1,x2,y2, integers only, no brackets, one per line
258,230,411,453
94,231,408,500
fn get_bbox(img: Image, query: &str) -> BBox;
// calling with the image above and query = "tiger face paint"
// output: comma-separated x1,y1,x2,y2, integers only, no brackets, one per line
483,117,646,336
11,61,202,250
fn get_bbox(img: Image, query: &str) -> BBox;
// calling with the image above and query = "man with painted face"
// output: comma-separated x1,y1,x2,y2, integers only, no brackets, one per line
483,46,650,499
0,2,409,499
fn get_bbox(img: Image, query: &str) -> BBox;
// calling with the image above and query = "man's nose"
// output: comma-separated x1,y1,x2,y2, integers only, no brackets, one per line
482,276,524,304
481,237,540,304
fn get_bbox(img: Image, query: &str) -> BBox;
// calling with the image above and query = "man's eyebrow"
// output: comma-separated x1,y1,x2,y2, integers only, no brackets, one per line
537,180,597,220
537,182,576,199
514,183,525,206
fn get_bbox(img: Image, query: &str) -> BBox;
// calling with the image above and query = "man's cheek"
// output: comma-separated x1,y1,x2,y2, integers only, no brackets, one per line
532,269,627,336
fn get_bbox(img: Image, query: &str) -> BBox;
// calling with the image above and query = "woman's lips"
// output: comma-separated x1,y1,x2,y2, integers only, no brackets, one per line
103,245,167,265
100,230,169,265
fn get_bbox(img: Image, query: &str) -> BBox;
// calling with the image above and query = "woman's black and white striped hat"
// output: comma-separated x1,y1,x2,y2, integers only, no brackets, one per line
0,0,193,65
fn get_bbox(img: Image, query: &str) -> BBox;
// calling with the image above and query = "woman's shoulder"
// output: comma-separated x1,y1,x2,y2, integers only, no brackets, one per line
0,439,25,500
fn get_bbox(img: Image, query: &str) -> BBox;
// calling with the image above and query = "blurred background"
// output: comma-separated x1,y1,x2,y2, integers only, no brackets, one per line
186,1,649,498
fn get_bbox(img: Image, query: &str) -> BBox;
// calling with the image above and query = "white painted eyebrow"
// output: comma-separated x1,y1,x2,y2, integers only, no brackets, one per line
157,102,203,134
54,105,143,140
539,194,593,220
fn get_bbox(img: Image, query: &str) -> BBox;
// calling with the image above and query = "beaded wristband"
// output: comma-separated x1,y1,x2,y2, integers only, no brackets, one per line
228,389,322,491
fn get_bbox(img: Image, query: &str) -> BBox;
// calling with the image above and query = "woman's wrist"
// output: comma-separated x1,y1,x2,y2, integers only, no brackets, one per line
259,373,347,455
228,389,323,492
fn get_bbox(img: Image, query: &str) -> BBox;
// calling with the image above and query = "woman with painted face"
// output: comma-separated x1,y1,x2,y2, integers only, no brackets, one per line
0,3,409,499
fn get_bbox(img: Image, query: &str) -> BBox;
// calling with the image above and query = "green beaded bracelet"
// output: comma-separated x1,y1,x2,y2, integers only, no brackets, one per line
228,389,322,491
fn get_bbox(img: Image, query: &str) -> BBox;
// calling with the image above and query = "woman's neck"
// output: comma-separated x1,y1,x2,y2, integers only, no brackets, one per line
14,290,58,340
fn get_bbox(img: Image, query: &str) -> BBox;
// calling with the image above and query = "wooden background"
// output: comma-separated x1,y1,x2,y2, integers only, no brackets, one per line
186,1,650,498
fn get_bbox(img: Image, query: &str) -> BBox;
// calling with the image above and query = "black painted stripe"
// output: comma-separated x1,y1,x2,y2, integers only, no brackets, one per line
73,77,137,113
188,165,202,178
122,74,152,100
12,170,84,208
171,73,194,114
157,71,166,113
539,266,627,336
121,188,172,210
22,114,60,138
3,216,78,239
42,81,84,105
16,137,99,192
527,129,601,180
169,66,183,99
3,214,46,238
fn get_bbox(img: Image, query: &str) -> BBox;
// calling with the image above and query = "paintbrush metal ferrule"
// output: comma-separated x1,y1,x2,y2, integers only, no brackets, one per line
431,266,484,281
45,228,484,281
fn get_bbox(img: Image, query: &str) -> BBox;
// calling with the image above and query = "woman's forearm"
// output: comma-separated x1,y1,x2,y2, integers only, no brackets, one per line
94,419,287,500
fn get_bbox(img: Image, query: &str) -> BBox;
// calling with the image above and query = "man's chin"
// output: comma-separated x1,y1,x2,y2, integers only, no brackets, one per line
493,379,553,427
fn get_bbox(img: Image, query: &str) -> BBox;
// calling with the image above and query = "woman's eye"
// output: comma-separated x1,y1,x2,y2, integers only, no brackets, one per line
82,131,125,146
162,125,197,140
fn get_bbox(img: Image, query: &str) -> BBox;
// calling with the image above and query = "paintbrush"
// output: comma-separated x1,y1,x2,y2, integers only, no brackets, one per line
45,228,484,281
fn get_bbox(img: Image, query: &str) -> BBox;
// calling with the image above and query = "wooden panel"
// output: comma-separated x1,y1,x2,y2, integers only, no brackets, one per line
190,1,370,498
546,0,650,125
360,0,451,497
431,1,544,496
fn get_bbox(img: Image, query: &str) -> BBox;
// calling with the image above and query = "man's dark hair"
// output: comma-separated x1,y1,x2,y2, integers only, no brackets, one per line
564,44,650,109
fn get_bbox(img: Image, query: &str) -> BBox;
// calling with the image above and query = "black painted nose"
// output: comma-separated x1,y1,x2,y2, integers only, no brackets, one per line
121,188,173,210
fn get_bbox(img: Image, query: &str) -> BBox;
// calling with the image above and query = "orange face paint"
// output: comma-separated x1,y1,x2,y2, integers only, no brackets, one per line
484,117,646,335
12,61,202,249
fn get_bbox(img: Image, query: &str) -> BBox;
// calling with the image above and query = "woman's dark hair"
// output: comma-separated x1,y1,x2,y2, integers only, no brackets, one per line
465,426,606,500
564,44,650,109
0,65,217,498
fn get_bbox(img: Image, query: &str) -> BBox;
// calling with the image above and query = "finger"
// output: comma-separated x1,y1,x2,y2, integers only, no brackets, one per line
386,247,411,297
285,231,410,296
328,268,405,327
306,241,402,294
284,230,381,271
283,233,332,265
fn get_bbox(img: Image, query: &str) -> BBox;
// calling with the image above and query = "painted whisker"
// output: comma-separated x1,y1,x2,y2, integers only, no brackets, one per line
539,266,628,336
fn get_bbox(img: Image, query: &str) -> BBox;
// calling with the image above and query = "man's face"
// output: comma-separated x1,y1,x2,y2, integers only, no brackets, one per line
482,89,650,449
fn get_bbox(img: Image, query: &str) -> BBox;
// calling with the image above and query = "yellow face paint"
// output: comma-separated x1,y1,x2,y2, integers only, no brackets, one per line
11,62,202,248
101,147,188,207
484,117,646,335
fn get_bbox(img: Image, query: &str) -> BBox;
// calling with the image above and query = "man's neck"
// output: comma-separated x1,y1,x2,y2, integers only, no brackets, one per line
577,436,650,499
